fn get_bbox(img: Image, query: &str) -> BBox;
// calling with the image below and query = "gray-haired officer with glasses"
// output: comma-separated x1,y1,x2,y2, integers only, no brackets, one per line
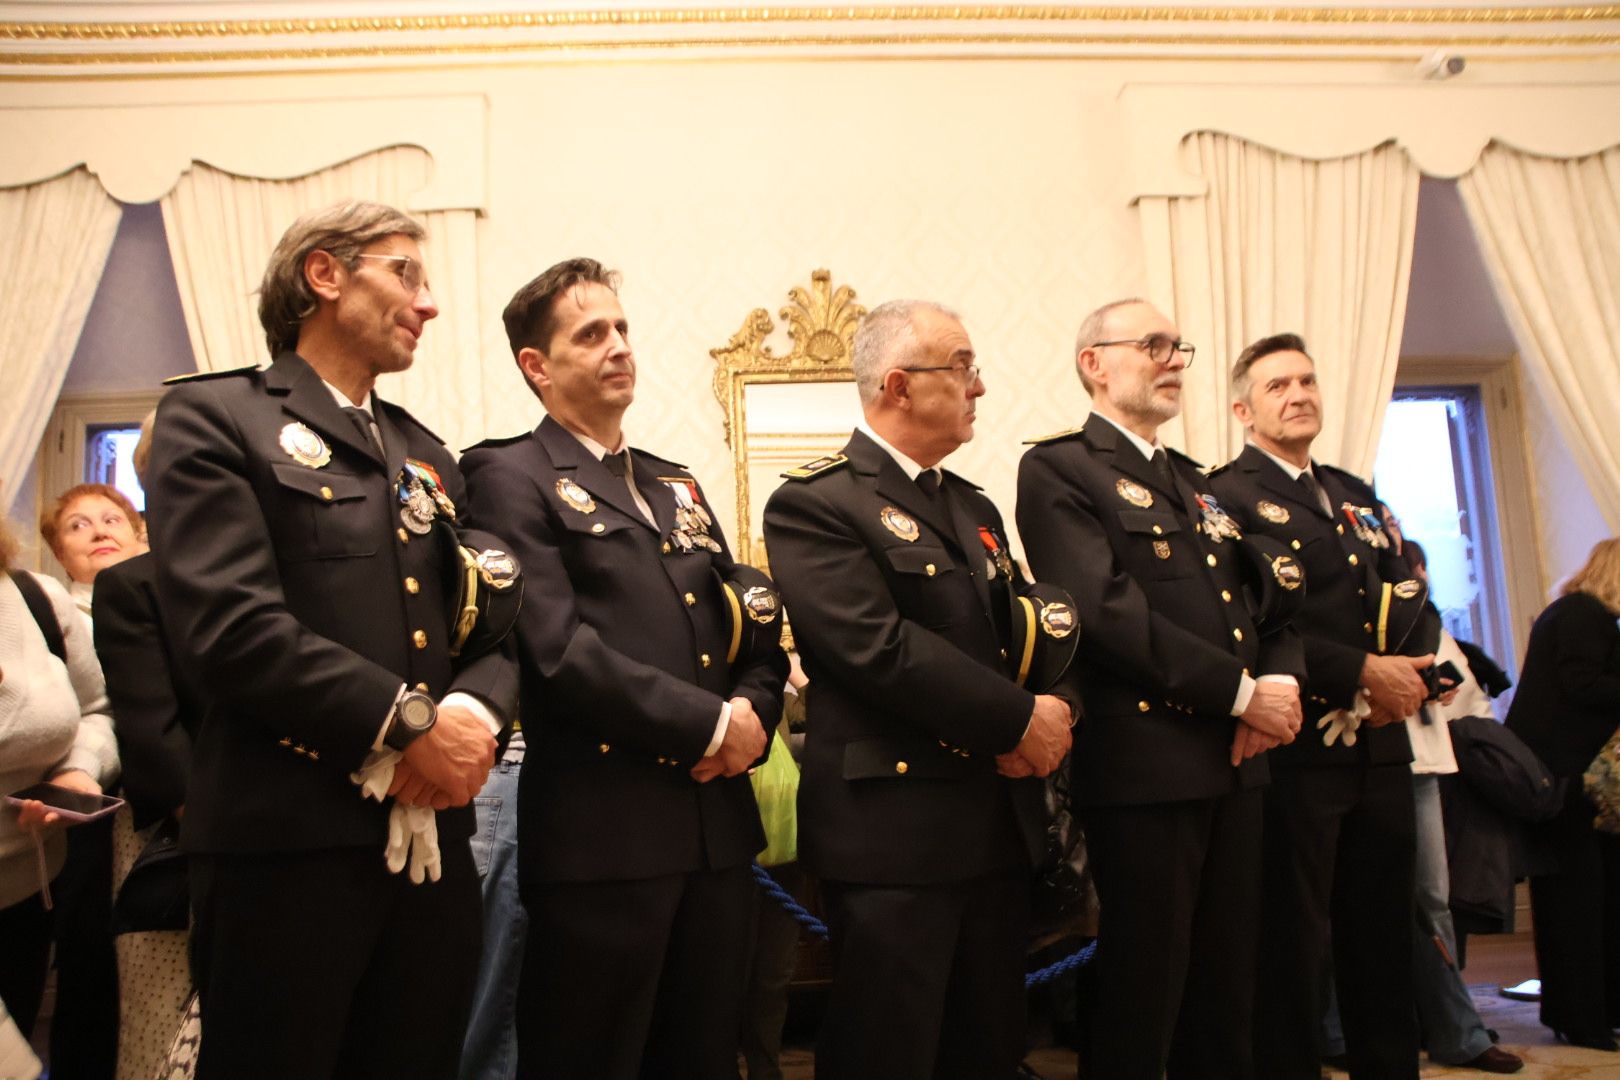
147,200,519,1079
1017,298,1305,1080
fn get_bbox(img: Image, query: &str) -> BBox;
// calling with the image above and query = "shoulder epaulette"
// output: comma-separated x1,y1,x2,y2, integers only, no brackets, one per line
1204,461,1235,479
631,447,686,470
162,364,258,385
1023,426,1085,446
460,432,531,455
781,454,848,481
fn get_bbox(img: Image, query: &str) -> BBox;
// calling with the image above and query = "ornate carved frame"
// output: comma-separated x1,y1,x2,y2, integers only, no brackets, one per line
710,269,865,565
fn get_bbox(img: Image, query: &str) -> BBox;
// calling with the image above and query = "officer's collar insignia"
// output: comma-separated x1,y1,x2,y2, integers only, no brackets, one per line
1392,578,1421,600
743,586,779,624
1257,500,1290,525
1116,477,1153,508
880,505,920,543
661,477,721,554
1340,502,1390,549
1040,602,1077,639
1196,493,1242,544
474,550,518,590
279,422,331,468
404,459,456,520
556,477,596,514
1272,554,1304,591
1153,539,1171,560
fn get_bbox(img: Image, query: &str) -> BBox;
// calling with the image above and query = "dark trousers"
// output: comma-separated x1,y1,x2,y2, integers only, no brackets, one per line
1080,789,1262,1080
1255,763,1417,1080
1529,787,1620,1036
741,862,806,1080
49,813,120,1080
188,843,482,1080
816,872,1030,1080
0,891,52,1038
516,864,755,1080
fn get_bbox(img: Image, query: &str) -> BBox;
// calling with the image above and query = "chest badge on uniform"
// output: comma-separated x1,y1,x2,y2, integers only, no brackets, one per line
880,505,920,543
404,459,456,520
1116,478,1153,508
1257,500,1290,525
556,478,597,515
1153,539,1172,560
1196,493,1242,544
661,476,722,554
978,526,1015,583
1272,554,1304,591
1040,601,1077,639
1340,503,1390,549
278,422,331,468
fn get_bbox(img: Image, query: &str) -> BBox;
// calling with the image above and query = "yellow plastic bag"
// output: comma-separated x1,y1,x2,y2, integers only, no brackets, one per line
750,727,800,867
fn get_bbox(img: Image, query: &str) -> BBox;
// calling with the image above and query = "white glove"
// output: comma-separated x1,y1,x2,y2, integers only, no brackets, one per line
1317,690,1373,748
353,749,440,884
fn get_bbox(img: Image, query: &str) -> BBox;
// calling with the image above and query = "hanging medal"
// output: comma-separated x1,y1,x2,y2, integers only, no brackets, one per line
1195,493,1242,544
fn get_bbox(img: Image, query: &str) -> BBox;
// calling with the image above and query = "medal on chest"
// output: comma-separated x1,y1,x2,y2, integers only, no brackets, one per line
1340,503,1390,549
397,459,456,535
978,526,1016,582
661,476,721,553
1195,493,1242,544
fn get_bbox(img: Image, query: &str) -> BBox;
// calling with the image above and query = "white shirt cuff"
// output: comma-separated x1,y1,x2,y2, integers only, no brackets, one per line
703,701,732,758
1231,672,1257,717
441,691,502,736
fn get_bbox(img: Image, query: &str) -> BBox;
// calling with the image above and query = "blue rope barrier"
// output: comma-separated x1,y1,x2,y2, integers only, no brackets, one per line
750,862,1095,989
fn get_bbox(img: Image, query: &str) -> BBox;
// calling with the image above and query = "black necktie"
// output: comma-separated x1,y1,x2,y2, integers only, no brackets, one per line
344,406,382,456
915,469,941,498
1150,448,1176,488
602,450,629,478
1298,469,1330,515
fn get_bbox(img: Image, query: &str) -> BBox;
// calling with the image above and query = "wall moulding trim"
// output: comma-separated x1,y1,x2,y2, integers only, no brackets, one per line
1120,82,1620,195
0,94,487,206
4,5,1619,40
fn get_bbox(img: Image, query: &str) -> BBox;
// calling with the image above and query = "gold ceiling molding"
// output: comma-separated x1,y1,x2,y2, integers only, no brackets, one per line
3,6,1619,40
5,30,1619,67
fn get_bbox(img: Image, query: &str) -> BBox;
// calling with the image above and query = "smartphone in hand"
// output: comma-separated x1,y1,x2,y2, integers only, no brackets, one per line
6,781,124,824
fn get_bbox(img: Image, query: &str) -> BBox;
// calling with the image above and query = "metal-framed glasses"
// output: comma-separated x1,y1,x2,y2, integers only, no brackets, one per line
352,253,428,295
899,364,982,382
1093,334,1195,368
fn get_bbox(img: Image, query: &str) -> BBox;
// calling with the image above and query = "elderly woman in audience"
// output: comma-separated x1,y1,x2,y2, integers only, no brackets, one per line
90,417,203,1080
0,515,118,1052
39,482,148,618
1507,537,1620,1052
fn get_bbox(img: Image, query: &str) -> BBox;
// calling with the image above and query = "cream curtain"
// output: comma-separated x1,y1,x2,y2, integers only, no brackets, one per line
0,168,122,510
1138,133,1422,475
159,147,489,453
1458,143,1620,530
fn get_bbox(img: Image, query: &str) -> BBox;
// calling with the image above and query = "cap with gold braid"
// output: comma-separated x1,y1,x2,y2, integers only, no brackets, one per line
720,564,783,667
1007,582,1080,692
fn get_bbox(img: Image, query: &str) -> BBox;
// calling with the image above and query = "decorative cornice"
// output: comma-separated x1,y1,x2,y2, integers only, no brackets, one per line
4,6,1619,41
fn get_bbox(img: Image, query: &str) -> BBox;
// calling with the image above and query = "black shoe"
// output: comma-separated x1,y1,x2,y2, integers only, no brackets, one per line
1554,1029,1619,1051
1458,1046,1524,1073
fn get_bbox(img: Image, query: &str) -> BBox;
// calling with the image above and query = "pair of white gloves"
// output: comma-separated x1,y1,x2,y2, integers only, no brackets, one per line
1317,688,1375,748
351,750,441,884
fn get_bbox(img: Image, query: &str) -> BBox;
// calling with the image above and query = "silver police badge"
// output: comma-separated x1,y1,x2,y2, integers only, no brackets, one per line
1117,478,1154,508
880,506,920,543
279,422,331,468
556,478,596,514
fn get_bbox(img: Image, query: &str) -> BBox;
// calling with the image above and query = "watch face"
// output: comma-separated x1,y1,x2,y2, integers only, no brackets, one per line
401,695,435,731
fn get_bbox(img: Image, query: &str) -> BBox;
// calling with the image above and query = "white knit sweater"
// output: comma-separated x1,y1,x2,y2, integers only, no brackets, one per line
0,571,118,911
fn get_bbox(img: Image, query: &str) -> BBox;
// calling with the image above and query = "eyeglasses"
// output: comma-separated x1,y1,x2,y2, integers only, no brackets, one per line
352,253,429,296
899,364,982,383
1093,334,1195,368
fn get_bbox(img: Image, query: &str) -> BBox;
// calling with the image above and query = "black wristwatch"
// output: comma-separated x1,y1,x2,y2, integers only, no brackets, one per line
384,690,438,752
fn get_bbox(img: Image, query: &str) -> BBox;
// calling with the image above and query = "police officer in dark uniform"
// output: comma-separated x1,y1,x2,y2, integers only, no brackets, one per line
1207,332,1432,1080
147,201,519,1079
763,299,1075,1080
1016,299,1305,1080
459,258,787,1080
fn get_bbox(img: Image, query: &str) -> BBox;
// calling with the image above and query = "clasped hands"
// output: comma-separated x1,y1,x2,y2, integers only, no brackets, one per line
1229,681,1304,766
690,697,768,784
995,694,1074,779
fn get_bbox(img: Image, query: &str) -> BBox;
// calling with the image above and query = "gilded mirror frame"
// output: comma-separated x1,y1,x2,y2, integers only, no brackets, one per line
710,269,866,567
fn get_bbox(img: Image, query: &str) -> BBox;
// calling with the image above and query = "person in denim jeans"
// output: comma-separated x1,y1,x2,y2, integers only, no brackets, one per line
460,728,527,1080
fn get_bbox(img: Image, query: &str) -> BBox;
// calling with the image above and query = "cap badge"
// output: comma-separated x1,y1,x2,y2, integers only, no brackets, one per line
1271,554,1304,591
743,585,779,624
1040,602,1077,640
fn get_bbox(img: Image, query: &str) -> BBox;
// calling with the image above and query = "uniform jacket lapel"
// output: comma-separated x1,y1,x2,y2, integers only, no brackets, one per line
265,352,382,467
1241,444,1332,521
848,431,958,552
1081,414,1180,508
535,415,660,532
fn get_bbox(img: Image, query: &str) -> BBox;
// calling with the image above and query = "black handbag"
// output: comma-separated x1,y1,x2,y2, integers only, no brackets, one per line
112,817,189,934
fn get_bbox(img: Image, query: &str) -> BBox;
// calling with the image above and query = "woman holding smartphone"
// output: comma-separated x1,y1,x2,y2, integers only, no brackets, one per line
0,516,118,1047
